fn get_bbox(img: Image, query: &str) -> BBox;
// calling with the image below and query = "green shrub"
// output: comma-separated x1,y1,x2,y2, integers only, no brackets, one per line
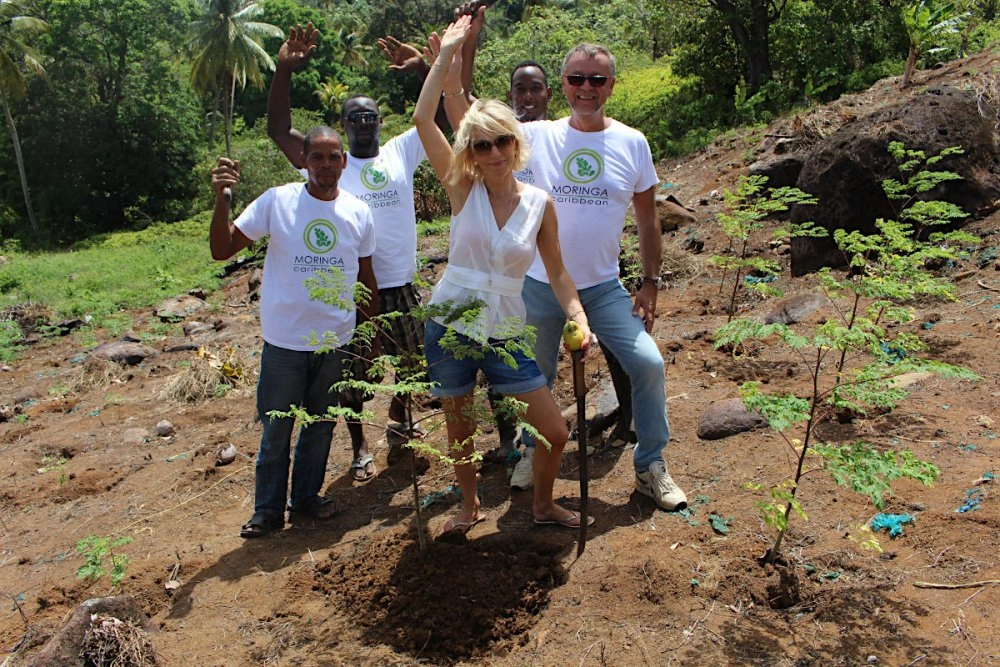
605,63,706,159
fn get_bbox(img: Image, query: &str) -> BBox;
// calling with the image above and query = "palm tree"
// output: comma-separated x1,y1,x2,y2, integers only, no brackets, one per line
188,0,282,156
331,26,369,69
0,0,46,238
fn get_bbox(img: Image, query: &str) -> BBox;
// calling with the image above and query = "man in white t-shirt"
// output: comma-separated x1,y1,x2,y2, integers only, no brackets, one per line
268,25,428,481
211,126,378,538
510,44,688,511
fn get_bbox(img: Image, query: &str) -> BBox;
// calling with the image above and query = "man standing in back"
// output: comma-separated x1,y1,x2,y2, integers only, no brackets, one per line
268,25,428,480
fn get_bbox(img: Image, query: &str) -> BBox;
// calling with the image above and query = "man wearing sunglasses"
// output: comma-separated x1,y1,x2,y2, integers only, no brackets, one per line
268,24,429,483
452,36,688,512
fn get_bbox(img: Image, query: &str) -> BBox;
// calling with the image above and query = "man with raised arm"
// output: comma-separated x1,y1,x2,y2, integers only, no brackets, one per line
210,127,377,538
267,24,429,480
449,35,689,511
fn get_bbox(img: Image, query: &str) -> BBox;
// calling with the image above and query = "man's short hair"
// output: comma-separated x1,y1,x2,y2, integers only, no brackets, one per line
561,44,616,77
509,60,549,88
303,126,342,154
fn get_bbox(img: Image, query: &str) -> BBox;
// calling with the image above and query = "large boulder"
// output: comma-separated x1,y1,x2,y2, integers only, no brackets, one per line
790,85,1000,275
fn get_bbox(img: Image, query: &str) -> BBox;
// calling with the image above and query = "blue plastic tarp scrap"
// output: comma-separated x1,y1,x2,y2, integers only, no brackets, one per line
956,489,984,513
870,513,915,538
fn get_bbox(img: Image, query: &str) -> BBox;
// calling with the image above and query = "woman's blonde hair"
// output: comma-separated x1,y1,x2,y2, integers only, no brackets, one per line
448,99,530,185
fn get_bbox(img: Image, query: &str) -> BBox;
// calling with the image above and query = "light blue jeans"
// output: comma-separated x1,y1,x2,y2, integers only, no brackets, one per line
521,277,669,472
253,342,347,519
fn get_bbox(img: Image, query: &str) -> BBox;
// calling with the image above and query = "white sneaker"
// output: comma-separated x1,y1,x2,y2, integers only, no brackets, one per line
510,446,534,490
635,461,687,511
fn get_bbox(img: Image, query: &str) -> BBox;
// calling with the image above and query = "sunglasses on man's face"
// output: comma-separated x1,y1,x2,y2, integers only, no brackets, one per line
562,74,610,88
346,111,380,125
471,134,516,155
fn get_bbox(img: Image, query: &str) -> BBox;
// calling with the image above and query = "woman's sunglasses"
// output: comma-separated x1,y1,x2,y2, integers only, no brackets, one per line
471,134,516,154
562,74,610,88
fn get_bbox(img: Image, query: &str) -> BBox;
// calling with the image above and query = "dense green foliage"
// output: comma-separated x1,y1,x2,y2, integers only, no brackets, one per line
0,0,999,247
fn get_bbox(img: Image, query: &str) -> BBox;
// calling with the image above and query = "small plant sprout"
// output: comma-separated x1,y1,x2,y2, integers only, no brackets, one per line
38,455,68,487
709,174,821,320
713,143,980,564
76,535,133,588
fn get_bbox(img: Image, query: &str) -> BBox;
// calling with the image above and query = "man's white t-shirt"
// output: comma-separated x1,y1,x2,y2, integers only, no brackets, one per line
235,183,375,351
518,118,658,289
299,127,425,289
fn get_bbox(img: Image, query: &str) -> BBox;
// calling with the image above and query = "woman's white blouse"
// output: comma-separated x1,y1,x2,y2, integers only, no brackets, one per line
429,181,548,341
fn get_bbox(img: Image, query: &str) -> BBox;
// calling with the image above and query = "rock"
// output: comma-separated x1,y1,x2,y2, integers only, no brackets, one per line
153,420,175,437
697,398,769,440
656,194,697,233
216,443,238,466
122,331,142,342
748,155,806,189
249,268,263,295
49,319,84,336
88,341,158,366
791,85,1000,275
123,428,151,445
13,386,42,404
182,320,218,336
155,294,205,321
29,595,154,667
889,372,935,388
762,293,826,325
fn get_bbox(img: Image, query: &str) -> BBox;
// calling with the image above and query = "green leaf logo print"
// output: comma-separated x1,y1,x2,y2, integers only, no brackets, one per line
360,163,388,190
563,149,603,184
304,219,338,254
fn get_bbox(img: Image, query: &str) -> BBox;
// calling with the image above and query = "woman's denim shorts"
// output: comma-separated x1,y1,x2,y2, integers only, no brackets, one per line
423,320,547,398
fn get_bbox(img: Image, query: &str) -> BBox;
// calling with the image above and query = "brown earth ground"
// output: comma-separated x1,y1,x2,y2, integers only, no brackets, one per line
2,55,1000,666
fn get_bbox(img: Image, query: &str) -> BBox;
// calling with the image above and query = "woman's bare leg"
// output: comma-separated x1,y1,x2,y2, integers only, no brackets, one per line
512,386,583,523
442,392,481,529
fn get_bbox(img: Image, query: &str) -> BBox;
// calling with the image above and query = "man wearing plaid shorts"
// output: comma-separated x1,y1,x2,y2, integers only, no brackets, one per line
268,25,426,481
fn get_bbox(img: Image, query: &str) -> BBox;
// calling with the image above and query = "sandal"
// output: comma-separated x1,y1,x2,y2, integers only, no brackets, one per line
437,515,485,541
286,496,338,520
351,453,377,482
239,514,284,539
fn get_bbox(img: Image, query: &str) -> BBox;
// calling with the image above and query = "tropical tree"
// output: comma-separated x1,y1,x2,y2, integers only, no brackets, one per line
680,0,790,96
188,0,283,156
0,0,46,237
901,0,969,86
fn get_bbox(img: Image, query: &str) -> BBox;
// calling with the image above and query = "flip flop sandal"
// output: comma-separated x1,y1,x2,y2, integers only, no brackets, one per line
287,496,337,520
239,514,284,539
437,515,486,541
351,453,377,482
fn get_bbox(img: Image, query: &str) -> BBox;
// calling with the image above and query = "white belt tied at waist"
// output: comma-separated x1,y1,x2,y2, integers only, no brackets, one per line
442,265,524,298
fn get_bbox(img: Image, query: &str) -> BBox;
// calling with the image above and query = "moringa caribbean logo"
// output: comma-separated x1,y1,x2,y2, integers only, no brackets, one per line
303,219,338,254
360,162,389,190
562,149,603,184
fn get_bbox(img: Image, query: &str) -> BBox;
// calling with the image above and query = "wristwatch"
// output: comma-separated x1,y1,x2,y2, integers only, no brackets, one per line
641,276,661,289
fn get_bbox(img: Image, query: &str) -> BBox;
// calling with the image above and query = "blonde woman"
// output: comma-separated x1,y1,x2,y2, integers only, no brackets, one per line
413,16,595,538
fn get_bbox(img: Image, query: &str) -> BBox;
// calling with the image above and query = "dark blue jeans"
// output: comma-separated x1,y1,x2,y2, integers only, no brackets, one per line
253,342,348,519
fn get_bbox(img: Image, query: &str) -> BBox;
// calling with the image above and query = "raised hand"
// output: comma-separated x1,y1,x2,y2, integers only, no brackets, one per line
378,36,425,73
439,15,472,53
454,1,487,38
277,23,319,70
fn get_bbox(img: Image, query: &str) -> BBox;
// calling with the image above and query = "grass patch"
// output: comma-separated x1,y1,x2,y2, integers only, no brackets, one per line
417,217,450,237
0,213,226,321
